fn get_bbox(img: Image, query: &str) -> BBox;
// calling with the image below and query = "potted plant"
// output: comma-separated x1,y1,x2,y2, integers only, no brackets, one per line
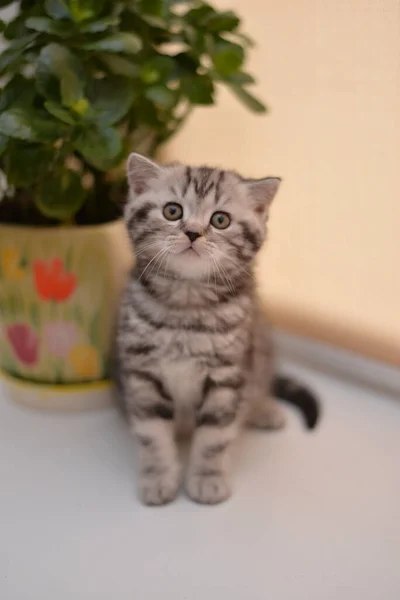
0,0,265,410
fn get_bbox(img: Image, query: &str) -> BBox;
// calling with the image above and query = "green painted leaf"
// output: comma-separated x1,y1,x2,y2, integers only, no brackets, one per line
64,246,73,271
82,33,142,54
145,86,176,108
228,84,267,113
0,107,67,142
86,76,135,126
37,43,86,107
211,41,245,77
26,17,74,37
45,0,71,19
89,312,100,346
30,304,40,329
99,54,140,78
72,305,84,324
35,169,86,220
73,126,122,169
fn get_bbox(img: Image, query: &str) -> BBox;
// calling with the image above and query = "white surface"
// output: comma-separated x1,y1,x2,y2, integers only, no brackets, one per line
1,360,400,600
275,330,400,396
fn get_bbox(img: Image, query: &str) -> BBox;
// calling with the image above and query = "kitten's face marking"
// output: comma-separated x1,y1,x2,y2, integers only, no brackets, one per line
125,153,281,281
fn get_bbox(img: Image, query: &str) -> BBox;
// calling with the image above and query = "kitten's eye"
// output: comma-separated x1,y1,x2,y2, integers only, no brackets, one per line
163,203,183,221
210,211,231,230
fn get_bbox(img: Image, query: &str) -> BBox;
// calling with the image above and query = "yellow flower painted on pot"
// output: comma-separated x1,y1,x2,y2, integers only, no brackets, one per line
1,248,26,281
68,343,102,380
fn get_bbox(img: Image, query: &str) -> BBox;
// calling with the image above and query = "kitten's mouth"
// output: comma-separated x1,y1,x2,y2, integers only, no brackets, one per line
182,246,200,256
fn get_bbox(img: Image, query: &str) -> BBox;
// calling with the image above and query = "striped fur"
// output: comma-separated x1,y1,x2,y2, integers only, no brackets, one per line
116,154,319,506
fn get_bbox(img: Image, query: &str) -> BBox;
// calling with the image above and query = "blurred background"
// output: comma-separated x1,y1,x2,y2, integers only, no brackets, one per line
166,0,400,367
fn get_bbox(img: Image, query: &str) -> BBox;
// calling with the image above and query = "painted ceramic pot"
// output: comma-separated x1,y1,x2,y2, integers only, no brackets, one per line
0,220,133,409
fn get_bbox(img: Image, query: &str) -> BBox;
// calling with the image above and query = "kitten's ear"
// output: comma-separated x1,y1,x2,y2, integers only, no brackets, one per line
247,177,282,215
127,153,162,196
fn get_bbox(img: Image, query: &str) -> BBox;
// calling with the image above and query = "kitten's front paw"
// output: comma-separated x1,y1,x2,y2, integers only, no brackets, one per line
186,471,231,505
139,469,180,506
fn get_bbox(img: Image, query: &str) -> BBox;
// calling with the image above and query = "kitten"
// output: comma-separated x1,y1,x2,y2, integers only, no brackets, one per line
115,153,320,506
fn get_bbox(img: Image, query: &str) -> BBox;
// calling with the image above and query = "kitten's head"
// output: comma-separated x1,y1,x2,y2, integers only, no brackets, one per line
124,153,281,281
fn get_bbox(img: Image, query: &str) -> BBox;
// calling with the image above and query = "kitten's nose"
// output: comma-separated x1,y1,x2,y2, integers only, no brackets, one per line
185,231,201,243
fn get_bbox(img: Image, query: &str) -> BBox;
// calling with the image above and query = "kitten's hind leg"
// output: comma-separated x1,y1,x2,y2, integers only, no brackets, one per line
245,395,286,430
127,372,181,505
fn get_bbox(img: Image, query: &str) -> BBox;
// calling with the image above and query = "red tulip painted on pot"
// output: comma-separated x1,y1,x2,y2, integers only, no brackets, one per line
6,323,39,366
33,258,77,302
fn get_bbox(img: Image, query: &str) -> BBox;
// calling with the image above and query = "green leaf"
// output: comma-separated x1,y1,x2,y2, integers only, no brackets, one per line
73,126,122,169
186,4,216,25
228,85,267,113
80,16,120,33
26,17,74,37
211,41,245,77
140,56,175,84
140,14,167,28
0,134,8,156
45,0,71,19
35,169,86,220
0,34,39,74
173,52,201,74
224,72,256,85
37,43,86,107
86,77,136,126
203,11,240,33
3,16,30,41
82,32,142,54
181,75,214,105
0,76,36,111
137,0,165,17
233,32,255,48
4,144,55,186
0,108,67,142
44,101,77,125
145,86,176,108
99,54,140,78
0,20,5,33
0,48,24,75
68,0,105,22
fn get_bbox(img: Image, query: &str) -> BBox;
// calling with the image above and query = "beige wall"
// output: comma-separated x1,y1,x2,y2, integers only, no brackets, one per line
166,0,400,365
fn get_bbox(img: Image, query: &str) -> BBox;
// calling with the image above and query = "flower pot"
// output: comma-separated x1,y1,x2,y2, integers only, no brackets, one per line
0,219,133,410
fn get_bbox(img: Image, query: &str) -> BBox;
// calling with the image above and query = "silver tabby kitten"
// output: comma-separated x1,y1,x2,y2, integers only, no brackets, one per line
116,153,319,506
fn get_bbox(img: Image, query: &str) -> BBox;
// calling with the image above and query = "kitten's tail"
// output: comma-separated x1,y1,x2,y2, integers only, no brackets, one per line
273,375,320,429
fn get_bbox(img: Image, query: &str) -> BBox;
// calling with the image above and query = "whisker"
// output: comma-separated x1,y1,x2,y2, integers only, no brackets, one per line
138,247,171,281
155,248,171,279
212,247,255,280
